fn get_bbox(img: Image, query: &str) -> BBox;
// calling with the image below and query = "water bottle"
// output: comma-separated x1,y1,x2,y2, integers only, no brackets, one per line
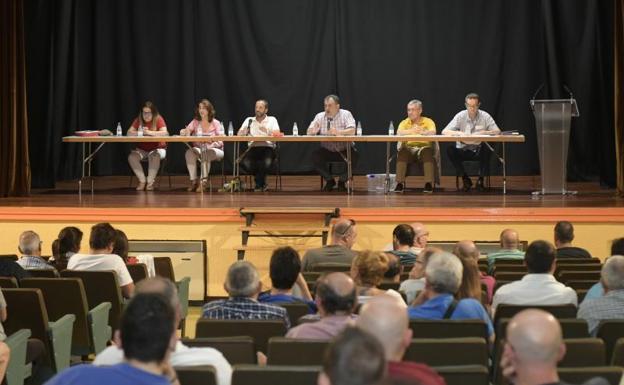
138,125,144,137
292,122,299,136
197,124,203,137
227,121,234,136
116,122,122,136
220,121,225,136
356,121,362,136
388,121,395,136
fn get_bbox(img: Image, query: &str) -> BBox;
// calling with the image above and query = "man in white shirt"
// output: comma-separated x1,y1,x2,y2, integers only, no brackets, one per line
237,100,281,192
67,223,135,298
94,277,232,385
492,240,577,315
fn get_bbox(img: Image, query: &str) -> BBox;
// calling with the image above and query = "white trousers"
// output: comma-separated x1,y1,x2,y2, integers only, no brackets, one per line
185,147,224,181
128,148,166,183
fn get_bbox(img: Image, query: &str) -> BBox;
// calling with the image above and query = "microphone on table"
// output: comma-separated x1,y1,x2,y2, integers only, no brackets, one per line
326,118,332,135
246,118,253,136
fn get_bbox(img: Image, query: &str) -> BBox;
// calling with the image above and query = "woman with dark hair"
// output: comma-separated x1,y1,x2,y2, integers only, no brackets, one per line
52,226,83,269
127,101,169,191
180,99,224,192
111,229,130,263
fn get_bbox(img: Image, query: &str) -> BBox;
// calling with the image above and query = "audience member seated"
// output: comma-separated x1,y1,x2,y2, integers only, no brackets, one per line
500,309,609,385
408,251,494,340
582,237,624,302
492,240,577,314
202,261,290,328
351,251,404,304
554,221,592,259
487,229,525,270
112,229,156,277
0,258,30,281
383,222,429,256
94,277,232,385
578,255,624,336
383,253,402,284
454,240,495,304
357,295,445,385
258,246,316,313
16,230,55,271
287,272,357,339
51,226,83,269
302,219,358,271
399,248,438,305
388,224,418,265
318,327,386,385
0,289,12,383
46,292,180,385
67,223,135,298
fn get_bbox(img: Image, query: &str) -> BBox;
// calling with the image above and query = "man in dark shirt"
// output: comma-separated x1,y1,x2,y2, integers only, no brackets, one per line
0,259,30,281
554,221,592,259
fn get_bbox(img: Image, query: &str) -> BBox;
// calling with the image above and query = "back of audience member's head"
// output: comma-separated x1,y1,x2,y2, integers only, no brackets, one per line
453,243,482,302
351,251,389,287
332,219,357,248
270,246,301,290
383,253,402,281
357,294,410,362
119,292,176,364
425,251,463,295
554,221,574,244
319,327,386,385
112,229,129,262
611,238,624,256
89,223,117,251
224,261,260,298
500,229,520,249
505,309,564,368
57,226,83,257
393,224,415,248
601,255,624,291
524,240,556,274
453,240,480,261
135,276,180,314
18,230,41,255
316,272,357,315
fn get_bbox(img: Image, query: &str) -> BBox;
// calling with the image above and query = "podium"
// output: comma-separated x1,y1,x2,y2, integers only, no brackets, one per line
530,98,579,195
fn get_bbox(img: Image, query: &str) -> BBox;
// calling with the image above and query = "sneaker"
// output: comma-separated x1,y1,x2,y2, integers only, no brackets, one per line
476,177,485,192
393,183,405,193
136,182,146,191
462,176,473,192
322,179,336,192
337,181,347,192
423,182,434,193
145,181,155,191
254,184,269,192
187,180,198,192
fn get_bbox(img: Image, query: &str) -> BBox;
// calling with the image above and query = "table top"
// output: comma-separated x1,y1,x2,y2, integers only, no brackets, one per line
63,134,526,143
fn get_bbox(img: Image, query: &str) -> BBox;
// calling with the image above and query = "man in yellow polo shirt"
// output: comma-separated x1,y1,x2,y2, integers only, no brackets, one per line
394,99,436,193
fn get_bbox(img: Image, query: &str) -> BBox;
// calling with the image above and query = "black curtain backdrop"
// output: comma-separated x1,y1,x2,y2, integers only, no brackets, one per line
23,0,615,188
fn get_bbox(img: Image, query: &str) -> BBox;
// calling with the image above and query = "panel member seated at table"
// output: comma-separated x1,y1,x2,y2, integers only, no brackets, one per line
127,101,169,191
237,99,280,192
442,93,500,192
180,99,224,193
307,94,358,192
394,99,436,193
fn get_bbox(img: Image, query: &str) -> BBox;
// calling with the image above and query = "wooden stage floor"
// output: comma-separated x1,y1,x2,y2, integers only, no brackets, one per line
0,176,622,224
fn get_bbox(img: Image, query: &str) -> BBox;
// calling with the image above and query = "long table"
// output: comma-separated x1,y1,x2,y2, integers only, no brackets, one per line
63,134,525,195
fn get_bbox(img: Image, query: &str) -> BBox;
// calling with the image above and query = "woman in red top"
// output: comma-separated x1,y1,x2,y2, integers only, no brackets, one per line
127,101,169,191
180,99,224,192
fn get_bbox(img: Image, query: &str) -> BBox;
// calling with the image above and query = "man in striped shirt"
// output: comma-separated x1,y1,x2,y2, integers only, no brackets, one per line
16,230,56,271
307,95,358,192
202,261,290,328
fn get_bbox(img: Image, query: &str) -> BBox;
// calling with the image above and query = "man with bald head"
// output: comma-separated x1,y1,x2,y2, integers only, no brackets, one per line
287,272,357,339
302,219,358,271
94,277,233,385
357,295,445,385
454,240,495,303
487,229,525,270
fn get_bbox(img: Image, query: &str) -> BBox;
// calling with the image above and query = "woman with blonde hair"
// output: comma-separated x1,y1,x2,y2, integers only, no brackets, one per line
351,251,404,304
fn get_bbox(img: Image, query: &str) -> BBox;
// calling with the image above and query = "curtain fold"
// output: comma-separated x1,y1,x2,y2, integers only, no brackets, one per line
0,0,30,196
616,0,624,196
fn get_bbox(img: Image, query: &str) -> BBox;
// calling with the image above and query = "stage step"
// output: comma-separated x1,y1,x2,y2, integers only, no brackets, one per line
239,226,330,232
233,245,318,252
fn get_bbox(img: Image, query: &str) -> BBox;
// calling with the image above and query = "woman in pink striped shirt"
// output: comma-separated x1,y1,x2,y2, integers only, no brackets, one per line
180,99,224,192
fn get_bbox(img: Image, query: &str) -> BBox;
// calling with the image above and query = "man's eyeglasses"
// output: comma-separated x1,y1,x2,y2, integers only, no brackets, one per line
337,219,356,236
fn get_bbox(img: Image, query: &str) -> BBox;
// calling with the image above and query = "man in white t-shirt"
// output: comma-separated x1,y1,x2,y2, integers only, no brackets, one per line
492,240,577,315
94,277,232,385
67,223,134,298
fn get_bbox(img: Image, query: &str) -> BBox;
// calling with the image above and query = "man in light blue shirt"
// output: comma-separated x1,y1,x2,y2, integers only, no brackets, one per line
442,93,500,192
487,229,525,271
408,251,494,340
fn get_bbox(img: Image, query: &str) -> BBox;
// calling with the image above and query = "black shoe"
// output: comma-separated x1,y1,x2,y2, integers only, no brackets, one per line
423,182,433,193
476,177,485,192
393,183,404,193
337,181,347,192
462,176,473,192
323,179,336,192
